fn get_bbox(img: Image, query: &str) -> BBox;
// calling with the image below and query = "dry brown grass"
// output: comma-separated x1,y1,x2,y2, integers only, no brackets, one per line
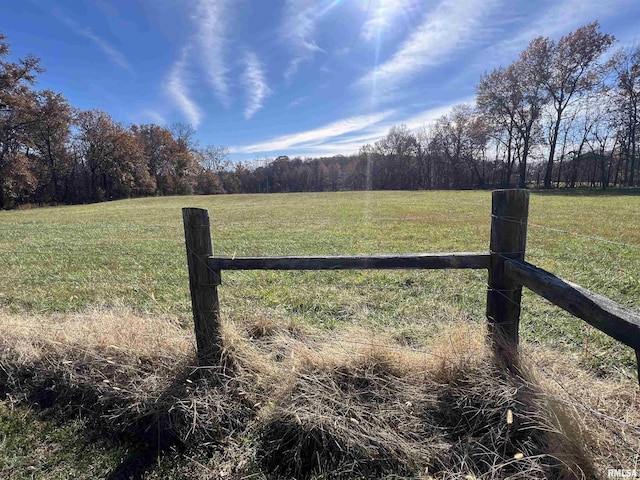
524,345,640,475
0,308,638,479
0,306,192,365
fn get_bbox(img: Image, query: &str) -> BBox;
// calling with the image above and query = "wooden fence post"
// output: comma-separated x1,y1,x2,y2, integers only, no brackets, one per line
182,208,222,367
486,189,529,363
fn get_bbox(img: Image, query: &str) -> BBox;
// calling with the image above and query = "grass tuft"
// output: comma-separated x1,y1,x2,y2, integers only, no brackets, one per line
1,307,637,479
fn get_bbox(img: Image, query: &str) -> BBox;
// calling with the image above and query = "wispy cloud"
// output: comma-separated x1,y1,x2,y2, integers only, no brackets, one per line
55,10,133,73
359,0,412,42
232,98,474,157
232,111,396,154
289,95,310,108
83,31,133,72
307,100,474,155
142,109,167,125
93,0,119,18
161,0,234,125
397,98,475,131
194,0,232,107
281,0,328,81
357,0,498,91
242,51,271,119
165,47,202,127
485,0,633,64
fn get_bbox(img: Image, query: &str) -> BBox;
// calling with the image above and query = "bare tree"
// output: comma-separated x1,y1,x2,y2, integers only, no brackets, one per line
477,68,519,187
532,22,615,188
198,145,230,173
477,39,551,189
513,42,548,187
612,45,640,186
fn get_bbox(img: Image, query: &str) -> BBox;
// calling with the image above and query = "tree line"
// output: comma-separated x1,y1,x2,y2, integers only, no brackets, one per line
1,23,639,209
0,32,232,209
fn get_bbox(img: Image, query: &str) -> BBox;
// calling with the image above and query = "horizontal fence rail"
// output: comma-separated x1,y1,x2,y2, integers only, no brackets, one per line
208,253,490,271
505,259,640,351
183,190,640,384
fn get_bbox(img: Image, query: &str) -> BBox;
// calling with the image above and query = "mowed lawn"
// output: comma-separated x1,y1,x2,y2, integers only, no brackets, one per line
0,190,639,374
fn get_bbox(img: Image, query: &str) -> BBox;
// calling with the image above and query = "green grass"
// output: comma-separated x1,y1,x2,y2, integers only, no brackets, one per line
1,190,639,477
0,404,132,479
0,190,638,372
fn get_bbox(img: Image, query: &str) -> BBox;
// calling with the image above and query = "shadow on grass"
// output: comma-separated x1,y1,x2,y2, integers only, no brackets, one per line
0,343,599,480
0,353,250,480
1,367,174,479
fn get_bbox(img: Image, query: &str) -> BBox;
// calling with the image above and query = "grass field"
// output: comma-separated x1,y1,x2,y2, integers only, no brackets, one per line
0,190,639,478
1,190,638,368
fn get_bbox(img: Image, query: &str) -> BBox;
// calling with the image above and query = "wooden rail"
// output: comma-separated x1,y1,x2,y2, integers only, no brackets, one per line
208,253,489,271
505,259,640,351
183,190,640,384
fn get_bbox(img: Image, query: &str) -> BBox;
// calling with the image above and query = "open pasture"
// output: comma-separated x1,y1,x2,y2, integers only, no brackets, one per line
0,190,639,479
0,190,638,372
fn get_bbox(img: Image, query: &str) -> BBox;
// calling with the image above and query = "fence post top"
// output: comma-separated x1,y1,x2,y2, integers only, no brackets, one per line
182,208,211,228
492,189,530,194
182,207,209,212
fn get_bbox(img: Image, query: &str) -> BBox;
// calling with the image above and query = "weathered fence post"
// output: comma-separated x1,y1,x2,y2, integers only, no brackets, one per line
183,208,222,367
486,189,529,363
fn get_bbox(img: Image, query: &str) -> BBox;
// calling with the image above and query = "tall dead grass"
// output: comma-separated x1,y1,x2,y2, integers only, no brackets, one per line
0,307,192,365
0,307,637,479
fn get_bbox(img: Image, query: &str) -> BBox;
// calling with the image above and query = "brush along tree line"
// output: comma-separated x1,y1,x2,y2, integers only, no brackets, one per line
1,22,639,209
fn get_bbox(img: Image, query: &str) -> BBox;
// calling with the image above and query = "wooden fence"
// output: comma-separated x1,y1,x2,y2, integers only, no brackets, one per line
183,189,640,382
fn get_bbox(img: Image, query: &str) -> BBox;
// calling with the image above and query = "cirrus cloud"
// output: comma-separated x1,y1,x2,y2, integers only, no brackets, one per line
242,51,272,119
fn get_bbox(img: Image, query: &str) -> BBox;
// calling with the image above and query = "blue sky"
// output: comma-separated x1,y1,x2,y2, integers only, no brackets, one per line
2,0,640,162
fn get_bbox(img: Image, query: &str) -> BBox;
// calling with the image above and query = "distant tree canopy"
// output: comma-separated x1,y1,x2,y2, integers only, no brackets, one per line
0,32,232,209
1,23,639,209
